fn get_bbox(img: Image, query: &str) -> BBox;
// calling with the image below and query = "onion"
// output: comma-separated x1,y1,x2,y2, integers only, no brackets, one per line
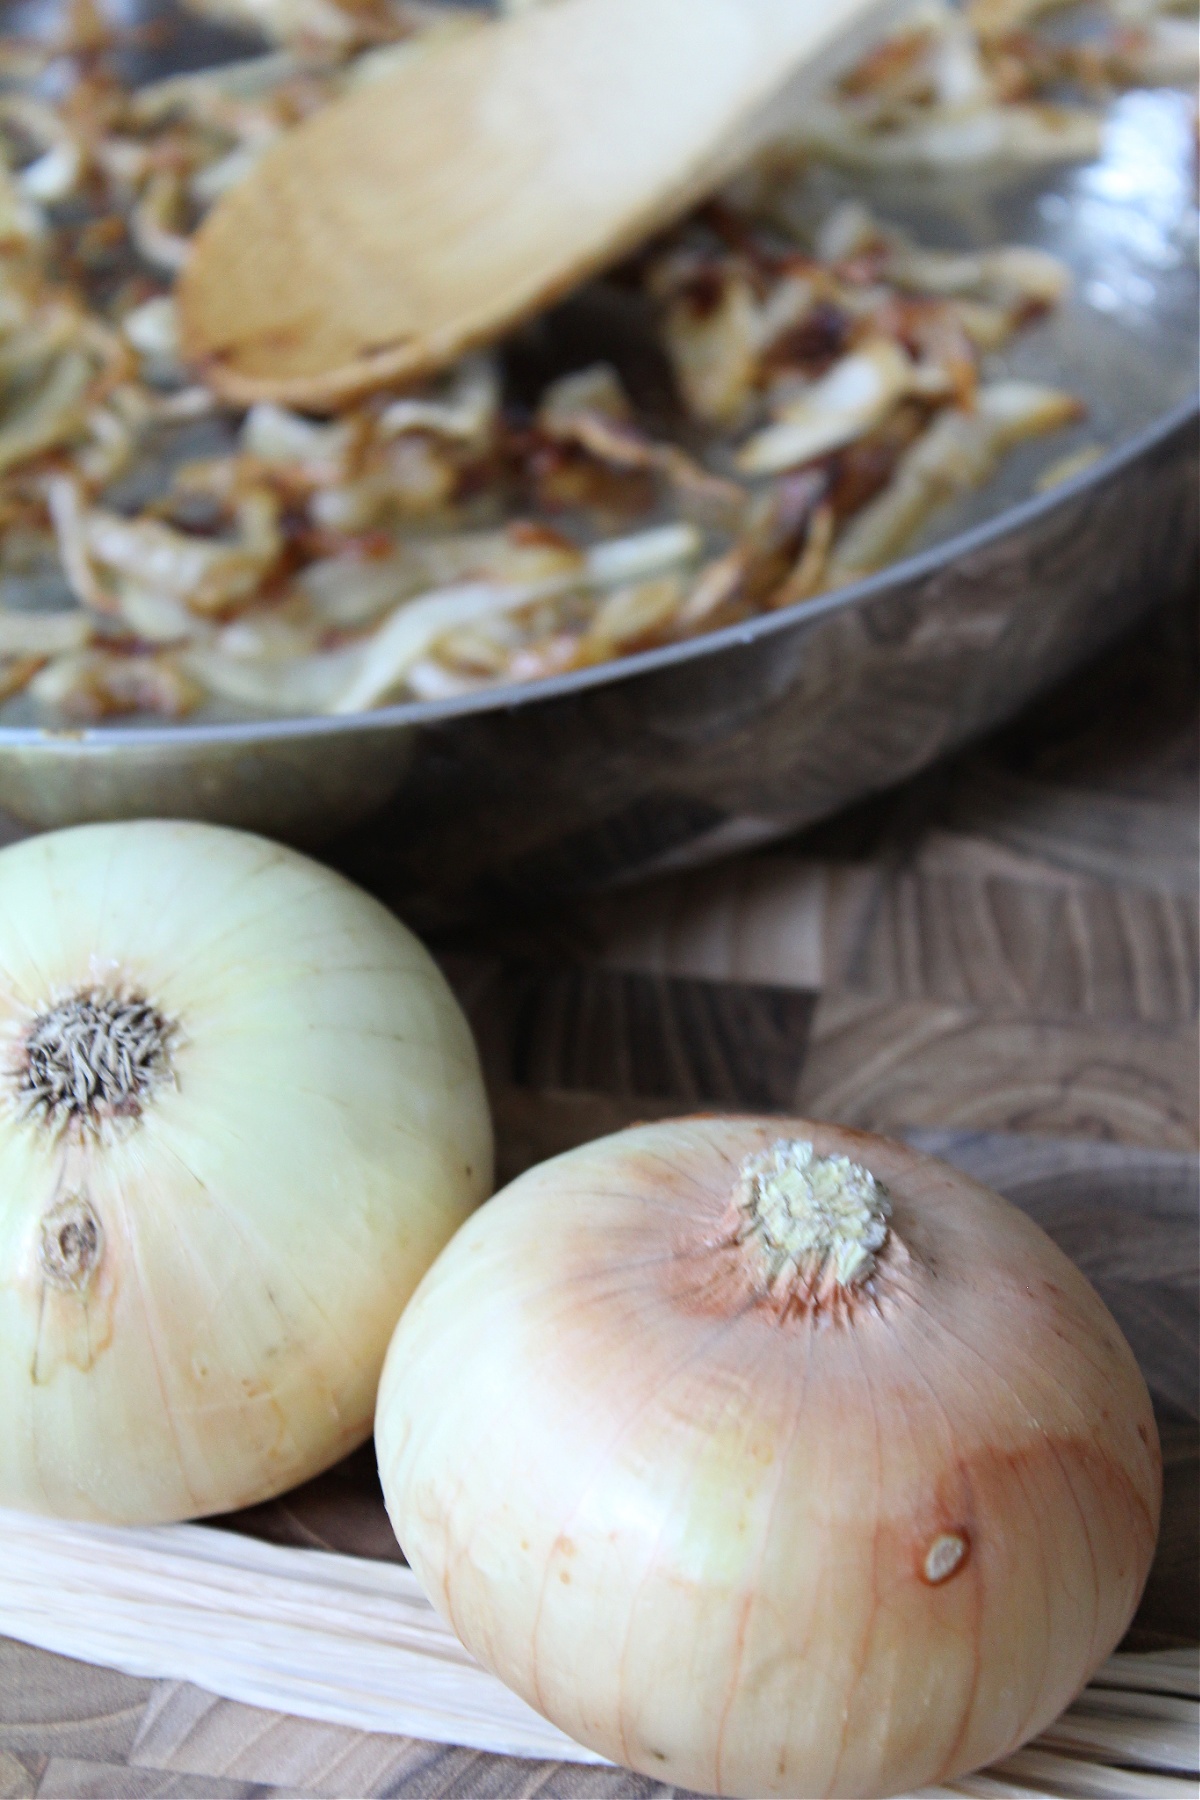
128,53,305,124
297,552,420,628
25,648,203,719
828,381,1083,580
178,0,363,48
376,1117,1160,1800
0,608,91,657
328,577,573,714
81,491,283,616
130,172,193,275
583,522,701,588
0,349,97,475
659,267,763,426
793,98,1103,168
0,821,491,1524
239,401,352,479
184,640,365,714
0,159,42,242
737,341,924,476
378,357,500,447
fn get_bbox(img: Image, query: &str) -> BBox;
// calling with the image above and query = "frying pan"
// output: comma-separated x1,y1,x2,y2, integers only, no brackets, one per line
1,1,1195,921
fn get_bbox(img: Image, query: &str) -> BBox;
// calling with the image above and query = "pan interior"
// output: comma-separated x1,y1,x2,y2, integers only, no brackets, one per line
0,0,1196,735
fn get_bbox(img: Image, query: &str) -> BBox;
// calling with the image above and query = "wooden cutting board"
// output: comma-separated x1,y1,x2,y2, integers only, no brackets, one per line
0,593,1195,1798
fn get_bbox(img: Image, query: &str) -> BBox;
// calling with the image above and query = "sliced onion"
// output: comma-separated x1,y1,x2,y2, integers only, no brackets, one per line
584,522,702,588
0,349,96,474
771,501,836,608
538,364,633,431
330,576,577,714
173,0,357,45
82,491,282,615
44,474,115,615
660,270,762,426
0,96,83,203
76,402,139,487
190,143,271,205
403,656,494,700
829,380,1082,578
130,173,192,274
0,161,41,243
1035,442,1104,492
0,1,1097,733
240,401,352,479
737,340,918,476
184,641,364,713
931,16,992,107
950,298,1022,349
792,98,1103,168
974,381,1085,447
582,574,686,655
309,435,462,529
213,600,323,660
323,525,694,712
130,53,306,123
0,608,91,656
540,390,747,532
401,527,585,592
145,386,220,422
18,141,83,204
0,303,76,381
378,357,500,446
297,553,422,627
28,648,203,719
121,296,180,363
887,243,1070,308
109,581,202,644
814,200,880,262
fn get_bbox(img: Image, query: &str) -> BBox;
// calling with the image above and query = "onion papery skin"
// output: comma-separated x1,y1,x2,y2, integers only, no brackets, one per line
0,820,491,1525
376,1116,1161,1800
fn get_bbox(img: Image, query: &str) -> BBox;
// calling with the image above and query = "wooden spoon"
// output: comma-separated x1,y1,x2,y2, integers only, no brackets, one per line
179,0,893,409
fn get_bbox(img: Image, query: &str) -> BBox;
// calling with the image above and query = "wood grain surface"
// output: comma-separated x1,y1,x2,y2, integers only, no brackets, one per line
3,595,1196,1797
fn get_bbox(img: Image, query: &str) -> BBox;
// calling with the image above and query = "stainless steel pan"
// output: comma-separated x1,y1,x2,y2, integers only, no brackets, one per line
1,4,1195,921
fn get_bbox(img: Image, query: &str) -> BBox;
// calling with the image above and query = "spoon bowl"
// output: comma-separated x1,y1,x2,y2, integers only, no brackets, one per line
179,0,894,407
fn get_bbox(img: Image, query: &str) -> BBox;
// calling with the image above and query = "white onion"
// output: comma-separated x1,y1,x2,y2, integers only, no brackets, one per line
377,1117,1160,1799
0,821,491,1524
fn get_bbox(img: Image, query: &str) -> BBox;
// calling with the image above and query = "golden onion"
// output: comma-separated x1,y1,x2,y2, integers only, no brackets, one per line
0,820,491,1524
377,1116,1160,1799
